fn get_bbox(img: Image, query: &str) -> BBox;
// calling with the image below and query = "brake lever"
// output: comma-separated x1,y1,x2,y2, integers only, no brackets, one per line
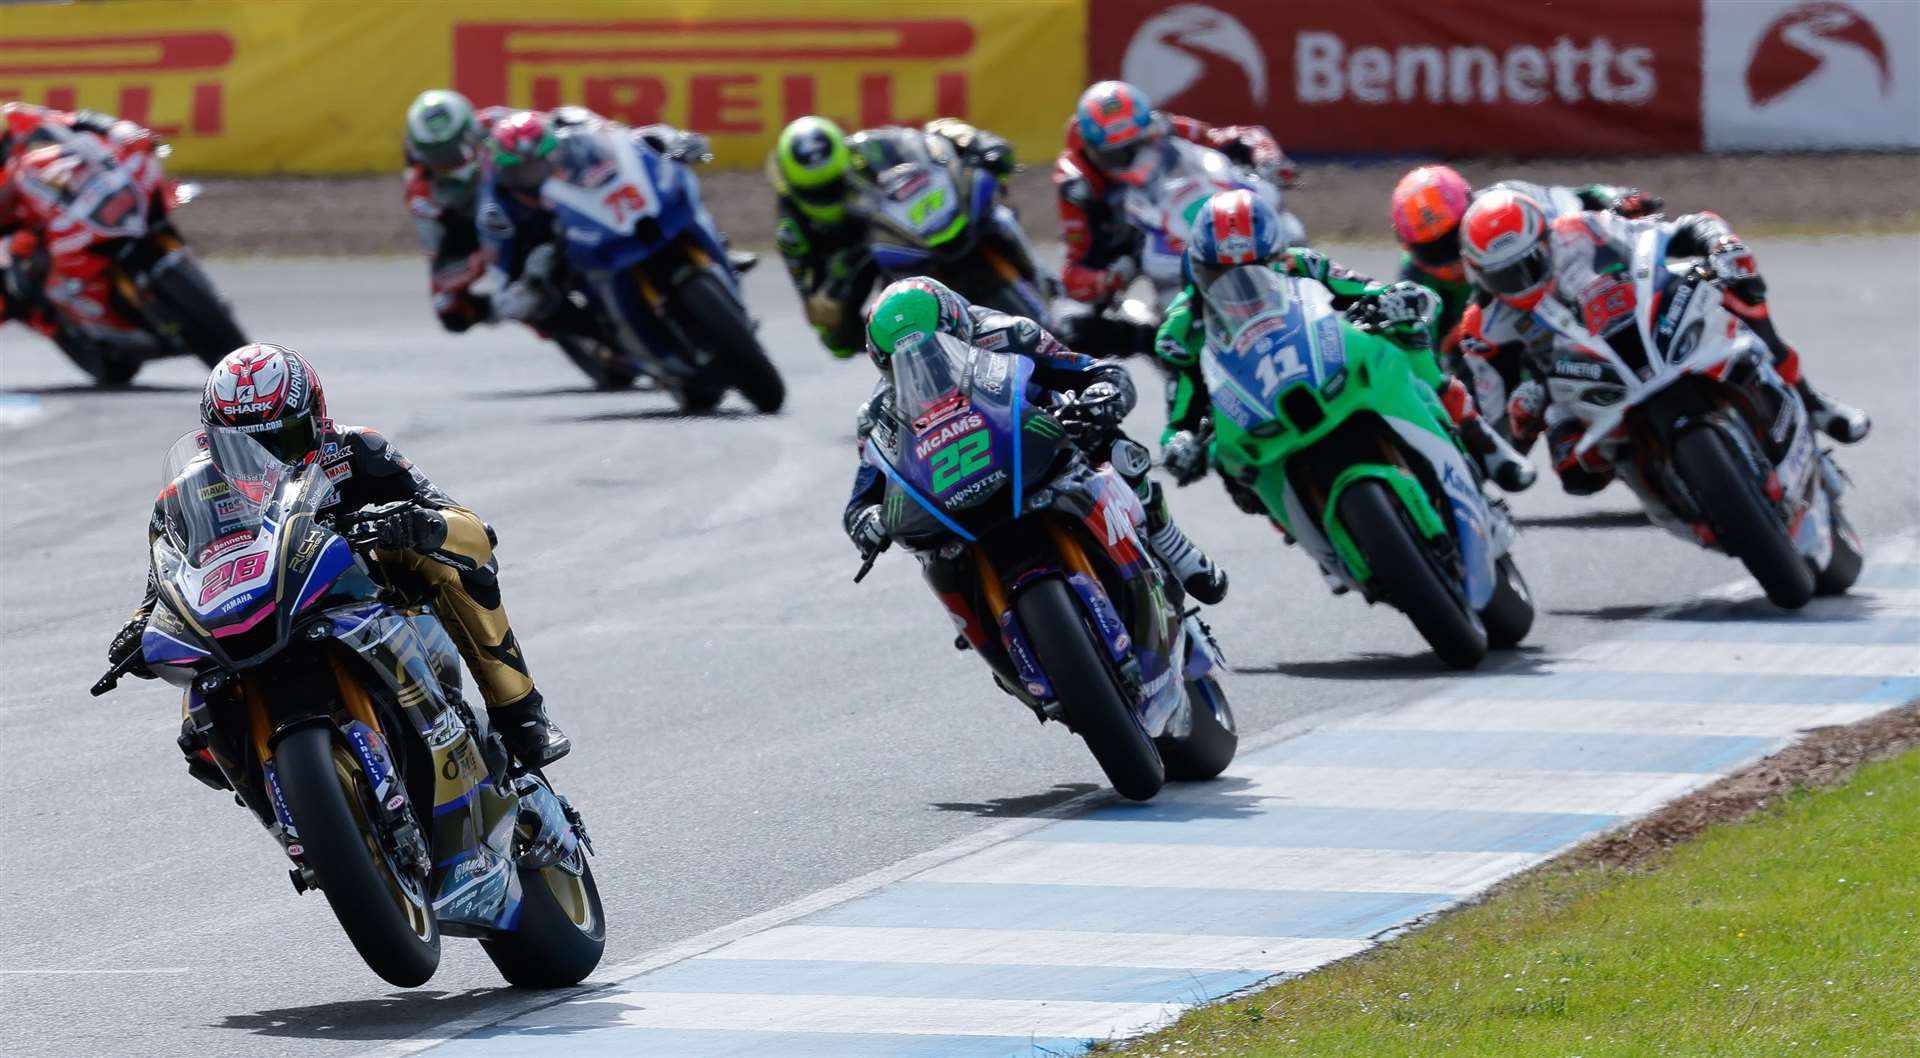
852,552,878,584
91,652,137,697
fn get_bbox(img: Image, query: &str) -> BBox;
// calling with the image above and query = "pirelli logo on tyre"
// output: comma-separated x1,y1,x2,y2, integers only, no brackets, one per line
0,31,233,137
452,19,977,164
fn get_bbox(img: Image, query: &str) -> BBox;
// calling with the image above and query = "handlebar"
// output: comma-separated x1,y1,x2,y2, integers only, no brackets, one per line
91,651,140,697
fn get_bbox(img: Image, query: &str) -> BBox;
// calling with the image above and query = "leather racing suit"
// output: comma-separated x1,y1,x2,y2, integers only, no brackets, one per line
775,119,1018,358
402,104,514,333
1460,209,1870,494
1054,115,1292,304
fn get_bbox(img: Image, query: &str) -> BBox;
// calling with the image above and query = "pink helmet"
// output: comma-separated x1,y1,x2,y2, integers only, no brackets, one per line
1390,165,1473,279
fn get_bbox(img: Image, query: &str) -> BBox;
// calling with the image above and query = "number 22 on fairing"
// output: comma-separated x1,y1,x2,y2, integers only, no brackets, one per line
930,432,991,492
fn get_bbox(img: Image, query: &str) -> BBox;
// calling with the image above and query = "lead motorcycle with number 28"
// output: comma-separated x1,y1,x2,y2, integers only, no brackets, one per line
855,333,1236,801
93,430,604,988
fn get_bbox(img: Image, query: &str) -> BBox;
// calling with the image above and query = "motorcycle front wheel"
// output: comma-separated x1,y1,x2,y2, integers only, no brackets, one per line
1339,479,1488,670
142,253,247,365
1673,427,1815,609
1016,577,1165,801
273,725,440,987
672,273,784,413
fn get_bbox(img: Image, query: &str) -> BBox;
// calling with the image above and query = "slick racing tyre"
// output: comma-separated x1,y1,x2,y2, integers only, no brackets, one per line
52,329,140,386
1815,508,1864,597
1673,428,1815,609
554,334,639,391
1339,479,1488,670
1480,554,1535,650
144,255,247,366
1016,577,1165,801
273,725,440,987
673,273,785,413
481,858,606,989
1157,675,1237,782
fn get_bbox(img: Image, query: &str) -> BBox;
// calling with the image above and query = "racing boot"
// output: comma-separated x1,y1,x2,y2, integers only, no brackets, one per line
488,689,571,768
1796,379,1871,444
1140,481,1228,604
1460,414,1537,492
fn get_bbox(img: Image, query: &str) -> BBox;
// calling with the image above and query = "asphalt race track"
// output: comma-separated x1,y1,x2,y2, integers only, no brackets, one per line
1,238,1916,1058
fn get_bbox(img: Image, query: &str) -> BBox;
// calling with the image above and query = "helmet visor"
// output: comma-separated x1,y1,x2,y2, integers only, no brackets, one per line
413,137,474,173
1479,242,1554,297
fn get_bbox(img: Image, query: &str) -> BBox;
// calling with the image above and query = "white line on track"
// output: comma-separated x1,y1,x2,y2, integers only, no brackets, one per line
915,842,1540,895
705,926,1368,973
1159,765,1717,816
1331,698,1886,737
1557,639,1920,678
565,991,1181,1039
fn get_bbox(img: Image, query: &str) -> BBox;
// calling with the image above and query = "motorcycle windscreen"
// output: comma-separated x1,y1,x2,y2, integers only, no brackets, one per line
1198,265,1344,432
862,138,966,249
882,332,1029,526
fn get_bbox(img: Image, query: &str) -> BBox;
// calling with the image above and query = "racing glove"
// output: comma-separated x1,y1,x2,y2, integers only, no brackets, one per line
1062,381,1128,434
1161,430,1209,485
1706,237,1766,305
1610,188,1664,218
848,504,890,558
355,503,449,553
107,616,155,681
1356,282,1439,348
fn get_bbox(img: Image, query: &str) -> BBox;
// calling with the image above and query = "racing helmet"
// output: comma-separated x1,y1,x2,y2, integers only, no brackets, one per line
405,89,478,173
1184,189,1285,287
1074,80,1167,187
487,111,558,194
865,277,974,371
1460,189,1555,309
1390,165,1473,281
768,116,852,223
199,343,328,478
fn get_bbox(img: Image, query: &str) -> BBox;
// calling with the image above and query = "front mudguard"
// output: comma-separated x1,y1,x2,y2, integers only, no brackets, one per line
1321,462,1447,585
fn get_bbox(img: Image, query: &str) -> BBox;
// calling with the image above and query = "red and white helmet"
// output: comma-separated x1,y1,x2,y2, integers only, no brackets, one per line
200,343,328,468
1460,189,1554,309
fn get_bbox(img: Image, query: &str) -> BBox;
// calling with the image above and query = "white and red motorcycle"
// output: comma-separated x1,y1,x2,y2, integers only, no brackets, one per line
1540,227,1861,608
1119,137,1305,311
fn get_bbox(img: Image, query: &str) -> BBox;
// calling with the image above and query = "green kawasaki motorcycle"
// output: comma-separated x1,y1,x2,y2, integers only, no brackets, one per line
1193,265,1533,668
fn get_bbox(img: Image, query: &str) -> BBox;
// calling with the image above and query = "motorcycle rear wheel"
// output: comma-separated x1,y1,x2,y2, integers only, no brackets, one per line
1673,428,1815,609
52,329,140,386
1016,577,1165,801
1157,676,1237,782
1339,479,1488,670
273,725,440,987
673,273,784,413
145,256,247,366
480,858,606,988
554,334,638,391
1815,508,1863,596
1480,554,1535,649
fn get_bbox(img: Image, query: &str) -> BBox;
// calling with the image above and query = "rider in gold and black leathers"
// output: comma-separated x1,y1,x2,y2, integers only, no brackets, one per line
106,343,570,769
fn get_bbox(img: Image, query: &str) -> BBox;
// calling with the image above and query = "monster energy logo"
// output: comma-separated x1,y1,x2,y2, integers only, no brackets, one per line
884,490,905,529
1024,415,1064,439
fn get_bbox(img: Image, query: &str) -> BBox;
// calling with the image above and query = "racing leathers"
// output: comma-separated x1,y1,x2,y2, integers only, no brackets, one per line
1460,210,1872,495
117,426,570,768
776,119,1018,358
1157,249,1537,499
1055,116,1292,304
402,104,514,333
476,115,707,336
843,304,1229,606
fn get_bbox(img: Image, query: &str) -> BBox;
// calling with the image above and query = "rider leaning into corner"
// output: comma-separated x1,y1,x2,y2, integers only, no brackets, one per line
106,343,573,771
0,102,158,339
842,276,1230,606
766,115,1020,359
400,89,520,334
1454,189,1872,496
1053,80,1294,307
1156,189,1538,513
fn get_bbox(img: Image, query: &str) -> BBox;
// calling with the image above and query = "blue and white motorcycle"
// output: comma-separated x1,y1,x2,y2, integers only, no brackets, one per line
539,124,784,413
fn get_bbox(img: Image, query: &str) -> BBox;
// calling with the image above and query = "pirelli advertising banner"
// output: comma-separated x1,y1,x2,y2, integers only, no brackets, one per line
0,0,1089,174
1091,0,1920,155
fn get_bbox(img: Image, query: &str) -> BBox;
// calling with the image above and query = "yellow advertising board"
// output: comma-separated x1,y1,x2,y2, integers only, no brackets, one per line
0,0,1088,174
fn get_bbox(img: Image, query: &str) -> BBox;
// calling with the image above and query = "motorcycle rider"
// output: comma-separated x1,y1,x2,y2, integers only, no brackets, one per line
477,109,720,335
0,102,157,335
767,115,1020,359
1457,189,1871,495
401,89,514,333
1158,190,1537,507
1054,80,1293,306
844,276,1230,606
105,343,572,768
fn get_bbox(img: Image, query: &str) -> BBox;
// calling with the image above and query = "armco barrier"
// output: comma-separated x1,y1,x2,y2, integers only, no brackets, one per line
0,0,1089,174
1090,0,1917,155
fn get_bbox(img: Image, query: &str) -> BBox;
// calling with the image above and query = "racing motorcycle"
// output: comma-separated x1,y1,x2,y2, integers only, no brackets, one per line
9,134,246,385
1545,228,1861,608
849,133,1057,329
94,430,604,989
1120,138,1305,313
537,123,783,412
1193,266,1532,669
854,332,1236,801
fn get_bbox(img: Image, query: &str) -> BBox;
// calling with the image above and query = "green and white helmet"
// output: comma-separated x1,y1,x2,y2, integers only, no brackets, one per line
865,277,974,371
405,89,478,172
766,116,852,223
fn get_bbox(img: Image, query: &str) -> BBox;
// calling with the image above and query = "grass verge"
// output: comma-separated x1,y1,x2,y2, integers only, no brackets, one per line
1113,715,1920,1057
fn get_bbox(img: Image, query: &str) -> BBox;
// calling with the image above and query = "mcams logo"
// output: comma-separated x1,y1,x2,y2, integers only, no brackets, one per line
1295,33,1656,106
